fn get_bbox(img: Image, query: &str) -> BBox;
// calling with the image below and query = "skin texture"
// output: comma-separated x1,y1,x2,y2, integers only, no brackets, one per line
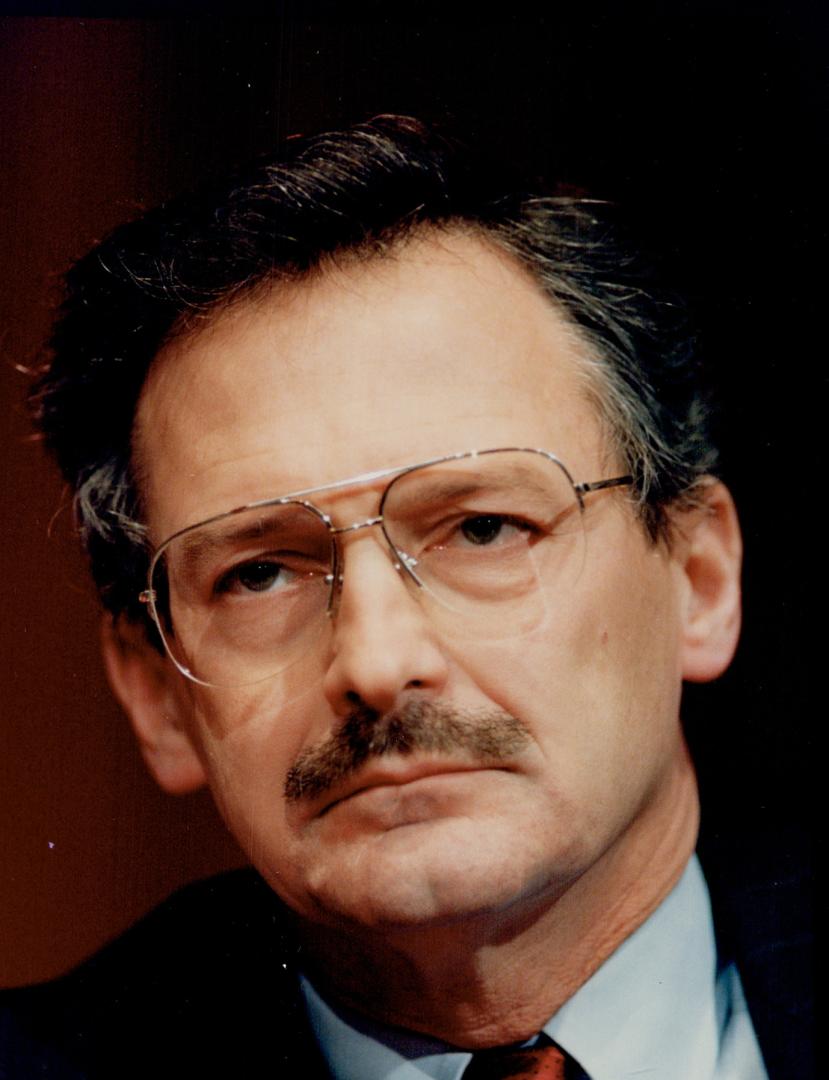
105,232,742,1045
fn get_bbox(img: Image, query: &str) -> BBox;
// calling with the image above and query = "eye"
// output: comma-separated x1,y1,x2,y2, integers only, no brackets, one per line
455,514,535,547
214,559,294,596
460,515,508,545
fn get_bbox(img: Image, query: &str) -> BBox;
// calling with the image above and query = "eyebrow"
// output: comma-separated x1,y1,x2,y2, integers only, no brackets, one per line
394,469,553,507
174,506,326,572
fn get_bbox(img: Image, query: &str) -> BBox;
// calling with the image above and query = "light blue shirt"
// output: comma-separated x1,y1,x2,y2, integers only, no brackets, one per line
300,857,768,1079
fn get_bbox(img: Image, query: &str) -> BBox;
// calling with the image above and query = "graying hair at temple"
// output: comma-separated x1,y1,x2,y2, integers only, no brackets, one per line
31,114,717,626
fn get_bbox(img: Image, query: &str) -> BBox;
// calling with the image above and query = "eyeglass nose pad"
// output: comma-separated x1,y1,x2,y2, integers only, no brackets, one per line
392,549,425,588
324,571,344,619
377,518,424,588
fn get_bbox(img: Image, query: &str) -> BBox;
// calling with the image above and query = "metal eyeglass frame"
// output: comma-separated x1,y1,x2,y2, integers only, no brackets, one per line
138,447,633,684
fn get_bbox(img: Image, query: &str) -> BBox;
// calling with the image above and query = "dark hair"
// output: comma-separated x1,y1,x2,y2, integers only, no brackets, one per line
31,114,716,623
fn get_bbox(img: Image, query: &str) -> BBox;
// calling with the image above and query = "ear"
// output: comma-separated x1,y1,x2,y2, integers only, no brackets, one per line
101,615,208,794
676,481,743,683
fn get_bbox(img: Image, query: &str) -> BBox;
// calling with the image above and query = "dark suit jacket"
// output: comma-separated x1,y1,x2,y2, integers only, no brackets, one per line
0,825,812,1080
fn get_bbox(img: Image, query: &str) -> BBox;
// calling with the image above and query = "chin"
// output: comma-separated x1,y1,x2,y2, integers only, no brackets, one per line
286,815,576,931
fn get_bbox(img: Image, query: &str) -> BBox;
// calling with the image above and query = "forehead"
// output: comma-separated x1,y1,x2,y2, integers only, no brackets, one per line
135,232,604,539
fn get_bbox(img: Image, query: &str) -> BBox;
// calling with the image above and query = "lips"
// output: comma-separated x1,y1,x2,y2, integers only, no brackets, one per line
318,758,491,817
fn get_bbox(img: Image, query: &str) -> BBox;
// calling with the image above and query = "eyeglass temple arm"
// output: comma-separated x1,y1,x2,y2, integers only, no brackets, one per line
575,475,633,497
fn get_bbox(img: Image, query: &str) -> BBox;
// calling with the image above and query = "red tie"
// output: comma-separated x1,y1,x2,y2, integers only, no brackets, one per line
462,1043,569,1079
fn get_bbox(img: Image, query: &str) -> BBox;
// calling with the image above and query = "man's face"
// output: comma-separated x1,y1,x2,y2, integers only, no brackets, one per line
133,233,693,932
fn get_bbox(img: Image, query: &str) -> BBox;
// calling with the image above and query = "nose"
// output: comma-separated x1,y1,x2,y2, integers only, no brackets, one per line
322,533,451,717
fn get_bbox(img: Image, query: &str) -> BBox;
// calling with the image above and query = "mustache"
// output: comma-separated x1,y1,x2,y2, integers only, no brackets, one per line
283,699,530,803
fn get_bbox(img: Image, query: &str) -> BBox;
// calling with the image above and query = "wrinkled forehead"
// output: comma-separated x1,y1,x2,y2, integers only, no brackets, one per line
132,232,607,541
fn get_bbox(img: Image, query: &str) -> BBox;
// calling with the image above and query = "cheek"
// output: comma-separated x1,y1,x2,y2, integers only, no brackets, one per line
182,677,331,848
572,550,685,798
461,541,684,786
183,636,336,771
571,528,684,687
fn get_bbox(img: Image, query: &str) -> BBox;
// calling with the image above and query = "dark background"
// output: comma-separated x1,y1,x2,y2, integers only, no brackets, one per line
0,5,823,986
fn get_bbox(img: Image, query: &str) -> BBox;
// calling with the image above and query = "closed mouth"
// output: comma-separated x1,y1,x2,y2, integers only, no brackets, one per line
318,759,493,816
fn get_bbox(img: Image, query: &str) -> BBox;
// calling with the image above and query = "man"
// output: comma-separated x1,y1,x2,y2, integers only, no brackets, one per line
0,116,811,1078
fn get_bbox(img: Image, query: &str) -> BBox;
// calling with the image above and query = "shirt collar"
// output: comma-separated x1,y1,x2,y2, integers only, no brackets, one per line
543,854,720,1077
300,855,719,1080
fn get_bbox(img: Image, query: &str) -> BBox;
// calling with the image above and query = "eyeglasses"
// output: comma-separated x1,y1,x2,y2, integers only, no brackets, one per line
140,448,632,688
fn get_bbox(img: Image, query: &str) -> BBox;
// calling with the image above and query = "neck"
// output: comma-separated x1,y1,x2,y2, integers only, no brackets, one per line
300,742,699,1048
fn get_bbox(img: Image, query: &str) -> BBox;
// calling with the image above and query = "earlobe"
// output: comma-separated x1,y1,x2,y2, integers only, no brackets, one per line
100,615,208,794
678,481,743,683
